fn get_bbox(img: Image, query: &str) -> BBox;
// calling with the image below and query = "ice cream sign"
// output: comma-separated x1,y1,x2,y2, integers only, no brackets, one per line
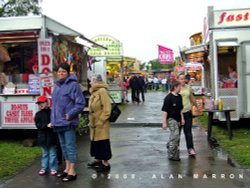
214,9,250,28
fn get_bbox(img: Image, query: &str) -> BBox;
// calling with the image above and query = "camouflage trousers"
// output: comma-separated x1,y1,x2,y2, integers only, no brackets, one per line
166,118,181,160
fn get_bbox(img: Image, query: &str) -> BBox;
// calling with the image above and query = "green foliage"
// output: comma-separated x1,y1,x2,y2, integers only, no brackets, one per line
197,115,250,167
0,140,41,178
0,0,41,17
76,114,88,135
198,113,208,127
147,59,175,70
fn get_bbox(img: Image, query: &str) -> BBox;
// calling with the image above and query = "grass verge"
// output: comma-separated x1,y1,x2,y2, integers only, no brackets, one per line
0,140,41,179
198,114,250,167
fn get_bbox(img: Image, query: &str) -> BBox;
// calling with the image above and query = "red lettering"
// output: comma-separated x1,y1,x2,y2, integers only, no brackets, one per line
11,104,28,111
236,14,242,21
39,41,51,46
42,87,52,96
41,67,51,73
244,12,249,20
21,111,33,116
218,12,227,24
6,110,20,116
218,11,250,25
21,116,34,123
41,54,50,65
226,15,234,22
5,116,19,123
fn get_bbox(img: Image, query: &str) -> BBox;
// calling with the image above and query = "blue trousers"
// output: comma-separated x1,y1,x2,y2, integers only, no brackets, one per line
57,127,77,163
41,145,58,171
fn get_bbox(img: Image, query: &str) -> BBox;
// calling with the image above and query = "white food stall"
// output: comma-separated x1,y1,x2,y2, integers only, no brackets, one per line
0,15,103,129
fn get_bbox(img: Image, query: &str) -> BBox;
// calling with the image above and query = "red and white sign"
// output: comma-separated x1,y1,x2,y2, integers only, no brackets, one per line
38,38,53,74
214,9,250,28
185,63,203,70
40,73,54,107
158,45,174,64
38,38,53,102
1,102,37,127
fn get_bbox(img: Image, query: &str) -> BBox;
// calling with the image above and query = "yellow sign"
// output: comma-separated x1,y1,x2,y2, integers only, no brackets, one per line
88,35,123,57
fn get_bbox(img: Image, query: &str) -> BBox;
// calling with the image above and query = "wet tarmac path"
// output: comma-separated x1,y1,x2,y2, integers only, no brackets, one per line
0,91,249,188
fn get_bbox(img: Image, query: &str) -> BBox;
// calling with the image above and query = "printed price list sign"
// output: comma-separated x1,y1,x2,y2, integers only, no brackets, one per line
1,102,37,128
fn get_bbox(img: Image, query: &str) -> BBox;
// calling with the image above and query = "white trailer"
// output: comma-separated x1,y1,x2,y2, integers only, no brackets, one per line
206,6,250,120
0,15,103,129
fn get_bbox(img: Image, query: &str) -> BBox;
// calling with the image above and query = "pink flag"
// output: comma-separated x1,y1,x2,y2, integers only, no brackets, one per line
158,45,174,64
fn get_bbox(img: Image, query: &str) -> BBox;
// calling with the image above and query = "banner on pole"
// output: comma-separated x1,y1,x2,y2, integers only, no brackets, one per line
158,45,174,64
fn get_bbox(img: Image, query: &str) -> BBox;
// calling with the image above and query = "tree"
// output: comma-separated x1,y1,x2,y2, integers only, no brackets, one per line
0,0,41,17
146,59,175,70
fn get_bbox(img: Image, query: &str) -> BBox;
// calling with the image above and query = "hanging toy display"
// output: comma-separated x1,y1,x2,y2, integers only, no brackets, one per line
67,53,75,74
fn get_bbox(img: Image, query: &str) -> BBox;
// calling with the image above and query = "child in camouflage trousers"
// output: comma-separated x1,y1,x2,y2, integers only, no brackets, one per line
161,81,185,161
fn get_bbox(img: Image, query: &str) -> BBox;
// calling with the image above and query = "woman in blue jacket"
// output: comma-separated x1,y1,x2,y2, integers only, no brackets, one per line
51,63,85,182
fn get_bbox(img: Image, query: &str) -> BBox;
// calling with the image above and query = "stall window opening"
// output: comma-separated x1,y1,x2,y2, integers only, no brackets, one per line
217,46,238,88
0,42,38,94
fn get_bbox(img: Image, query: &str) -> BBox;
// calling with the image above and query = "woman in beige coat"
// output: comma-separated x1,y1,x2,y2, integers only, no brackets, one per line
88,74,112,172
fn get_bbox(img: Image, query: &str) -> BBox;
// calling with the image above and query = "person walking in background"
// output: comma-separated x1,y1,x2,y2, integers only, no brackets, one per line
129,74,140,103
147,76,153,90
161,77,167,92
51,63,85,182
118,77,129,103
177,73,198,156
138,75,145,102
162,81,184,161
88,74,112,172
34,96,58,176
153,76,159,90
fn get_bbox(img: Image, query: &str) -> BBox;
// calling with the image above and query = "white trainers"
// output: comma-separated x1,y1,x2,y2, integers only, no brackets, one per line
188,149,196,155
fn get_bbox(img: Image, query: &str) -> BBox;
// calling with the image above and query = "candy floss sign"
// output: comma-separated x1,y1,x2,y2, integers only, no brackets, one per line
1,102,37,127
158,45,174,64
38,38,53,103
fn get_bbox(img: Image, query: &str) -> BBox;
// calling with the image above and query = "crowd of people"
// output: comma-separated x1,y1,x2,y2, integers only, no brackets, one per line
35,63,113,183
119,73,172,104
34,66,201,183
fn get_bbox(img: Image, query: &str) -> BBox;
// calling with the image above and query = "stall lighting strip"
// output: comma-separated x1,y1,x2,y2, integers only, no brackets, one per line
0,32,39,43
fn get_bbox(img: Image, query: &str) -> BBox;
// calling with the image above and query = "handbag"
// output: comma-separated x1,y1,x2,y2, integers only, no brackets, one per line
108,94,121,122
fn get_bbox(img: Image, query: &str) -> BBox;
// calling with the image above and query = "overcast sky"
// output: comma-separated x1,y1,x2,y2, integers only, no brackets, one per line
42,0,250,62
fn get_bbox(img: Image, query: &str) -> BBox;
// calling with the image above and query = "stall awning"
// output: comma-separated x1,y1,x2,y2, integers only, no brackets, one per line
184,44,207,54
0,15,106,49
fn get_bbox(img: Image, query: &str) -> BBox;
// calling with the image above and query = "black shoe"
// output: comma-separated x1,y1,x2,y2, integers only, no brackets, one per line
87,161,102,167
96,164,111,172
62,174,77,182
57,172,68,178
168,157,181,161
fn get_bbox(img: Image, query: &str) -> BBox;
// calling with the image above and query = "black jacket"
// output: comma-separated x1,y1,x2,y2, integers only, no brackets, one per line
34,108,57,146
129,76,139,89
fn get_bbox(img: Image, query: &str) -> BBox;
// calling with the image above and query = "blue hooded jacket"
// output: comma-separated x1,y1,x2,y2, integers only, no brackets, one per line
51,74,85,128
